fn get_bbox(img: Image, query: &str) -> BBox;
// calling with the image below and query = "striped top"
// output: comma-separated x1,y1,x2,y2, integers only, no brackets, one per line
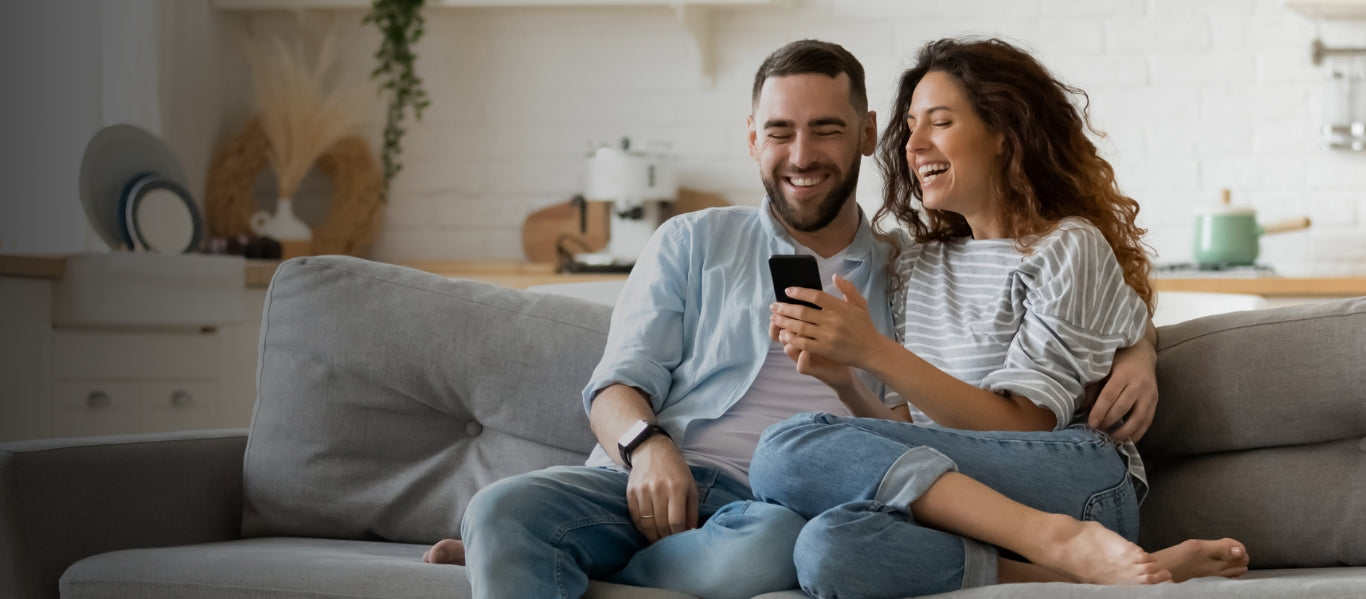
891,217,1150,491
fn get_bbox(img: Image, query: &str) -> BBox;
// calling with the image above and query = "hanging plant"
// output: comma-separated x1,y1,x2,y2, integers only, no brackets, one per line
364,0,430,199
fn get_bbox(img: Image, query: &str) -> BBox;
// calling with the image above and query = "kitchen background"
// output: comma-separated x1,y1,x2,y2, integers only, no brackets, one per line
4,0,1366,275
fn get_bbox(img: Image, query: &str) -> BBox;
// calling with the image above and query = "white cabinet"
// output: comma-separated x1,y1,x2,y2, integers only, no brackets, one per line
0,256,267,442
219,288,268,428
48,329,223,437
0,278,52,441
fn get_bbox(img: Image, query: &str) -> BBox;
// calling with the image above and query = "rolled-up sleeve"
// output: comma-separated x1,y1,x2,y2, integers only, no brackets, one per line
582,219,690,415
979,226,1148,429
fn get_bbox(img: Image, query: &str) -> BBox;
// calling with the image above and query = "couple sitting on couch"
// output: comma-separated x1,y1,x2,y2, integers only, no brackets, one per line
424,38,1249,599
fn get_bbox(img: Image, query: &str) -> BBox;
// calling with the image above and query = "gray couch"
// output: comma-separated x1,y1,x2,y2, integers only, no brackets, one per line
4,255,1365,599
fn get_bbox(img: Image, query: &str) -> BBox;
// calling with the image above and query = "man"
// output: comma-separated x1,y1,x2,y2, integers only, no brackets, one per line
430,39,1159,599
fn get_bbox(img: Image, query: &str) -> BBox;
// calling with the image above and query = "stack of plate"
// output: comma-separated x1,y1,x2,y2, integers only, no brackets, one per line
78,124,202,254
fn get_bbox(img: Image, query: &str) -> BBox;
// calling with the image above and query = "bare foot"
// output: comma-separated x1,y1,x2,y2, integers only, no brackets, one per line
1026,515,1171,585
421,539,466,565
1153,538,1249,582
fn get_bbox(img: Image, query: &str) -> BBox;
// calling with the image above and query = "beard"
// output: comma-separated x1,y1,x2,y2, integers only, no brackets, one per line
764,154,861,233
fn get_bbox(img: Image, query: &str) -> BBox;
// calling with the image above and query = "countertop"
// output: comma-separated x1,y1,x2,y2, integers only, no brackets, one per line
1,255,627,290
5,254,1366,296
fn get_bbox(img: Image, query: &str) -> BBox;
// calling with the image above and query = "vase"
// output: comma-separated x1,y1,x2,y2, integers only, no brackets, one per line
250,197,313,260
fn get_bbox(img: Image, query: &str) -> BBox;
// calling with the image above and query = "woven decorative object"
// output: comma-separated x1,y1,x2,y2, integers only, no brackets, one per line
205,117,383,256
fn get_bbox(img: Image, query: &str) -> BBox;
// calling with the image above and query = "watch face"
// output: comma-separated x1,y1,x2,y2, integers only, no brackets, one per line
619,419,651,447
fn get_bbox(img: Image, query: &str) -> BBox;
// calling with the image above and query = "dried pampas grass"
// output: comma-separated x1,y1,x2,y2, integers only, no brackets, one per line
242,21,371,200
206,18,384,257
205,118,383,256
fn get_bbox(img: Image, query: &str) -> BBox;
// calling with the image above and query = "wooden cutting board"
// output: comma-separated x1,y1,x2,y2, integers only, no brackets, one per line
521,188,730,264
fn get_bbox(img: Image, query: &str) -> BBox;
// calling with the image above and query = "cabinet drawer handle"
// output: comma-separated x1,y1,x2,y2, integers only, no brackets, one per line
170,390,194,407
86,391,112,409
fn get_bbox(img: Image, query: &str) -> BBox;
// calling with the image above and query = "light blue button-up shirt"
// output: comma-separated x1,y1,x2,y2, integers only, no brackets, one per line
582,197,898,471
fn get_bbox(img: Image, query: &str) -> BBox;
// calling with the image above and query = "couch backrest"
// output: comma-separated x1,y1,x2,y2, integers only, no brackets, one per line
1140,296,1366,568
242,256,609,543
245,257,1366,568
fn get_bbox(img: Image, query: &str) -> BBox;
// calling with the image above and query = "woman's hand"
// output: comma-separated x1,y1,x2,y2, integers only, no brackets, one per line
1085,339,1158,443
769,274,891,370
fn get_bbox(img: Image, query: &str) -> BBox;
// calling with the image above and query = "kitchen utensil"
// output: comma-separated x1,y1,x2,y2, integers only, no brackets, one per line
1193,190,1311,266
79,124,191,250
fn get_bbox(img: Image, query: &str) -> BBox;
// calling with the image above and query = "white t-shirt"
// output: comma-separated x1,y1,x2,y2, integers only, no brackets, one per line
679,248,857,484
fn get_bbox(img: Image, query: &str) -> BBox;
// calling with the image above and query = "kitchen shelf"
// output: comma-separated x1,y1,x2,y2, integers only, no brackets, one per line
1286,0,1366,19
213,0,780,85
216,0,773,7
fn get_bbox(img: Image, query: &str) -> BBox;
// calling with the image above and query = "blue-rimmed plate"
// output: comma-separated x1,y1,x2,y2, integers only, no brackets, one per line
78,125,190,251
121,173,202,254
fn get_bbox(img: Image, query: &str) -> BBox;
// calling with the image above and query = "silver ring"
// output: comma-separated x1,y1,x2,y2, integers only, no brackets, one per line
640,514,654,519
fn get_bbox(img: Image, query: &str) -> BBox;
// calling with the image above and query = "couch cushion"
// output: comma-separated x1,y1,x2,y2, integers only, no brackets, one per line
62,539,1366,599
1140,438,1366,569
242,257,610,543
59,538,693,599
1142,297,1366,458
921,569,1366,598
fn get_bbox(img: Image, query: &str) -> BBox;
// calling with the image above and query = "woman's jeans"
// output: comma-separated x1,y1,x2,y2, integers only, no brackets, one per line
459,464,805,599
749,413,1139,599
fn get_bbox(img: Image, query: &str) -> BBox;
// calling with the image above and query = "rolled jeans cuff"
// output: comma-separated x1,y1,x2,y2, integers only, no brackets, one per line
874,446,957,512
961,536,999,588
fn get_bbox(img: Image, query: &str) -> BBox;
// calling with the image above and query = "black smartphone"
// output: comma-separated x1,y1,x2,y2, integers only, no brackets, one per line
768,254,823,310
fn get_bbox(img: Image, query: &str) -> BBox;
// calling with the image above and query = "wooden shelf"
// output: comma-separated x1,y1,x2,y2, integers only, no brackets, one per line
212,0,780,86
1286,0,1366,19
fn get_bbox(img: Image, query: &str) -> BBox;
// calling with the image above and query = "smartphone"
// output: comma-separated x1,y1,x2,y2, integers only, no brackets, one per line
768,254,823,310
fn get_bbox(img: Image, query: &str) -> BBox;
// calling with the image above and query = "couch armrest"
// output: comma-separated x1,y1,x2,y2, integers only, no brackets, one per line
0,429,248,599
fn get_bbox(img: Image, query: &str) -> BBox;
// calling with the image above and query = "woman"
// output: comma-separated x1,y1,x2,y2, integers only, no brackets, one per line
755,38,1248,598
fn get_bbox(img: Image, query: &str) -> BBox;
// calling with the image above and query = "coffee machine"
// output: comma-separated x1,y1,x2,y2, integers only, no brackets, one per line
576,138,677,271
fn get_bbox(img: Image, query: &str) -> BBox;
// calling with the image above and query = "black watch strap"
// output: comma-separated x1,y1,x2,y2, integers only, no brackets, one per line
619,423,671,469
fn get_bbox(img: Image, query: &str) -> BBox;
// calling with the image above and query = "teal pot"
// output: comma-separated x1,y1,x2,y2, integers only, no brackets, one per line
1193,205,1311,266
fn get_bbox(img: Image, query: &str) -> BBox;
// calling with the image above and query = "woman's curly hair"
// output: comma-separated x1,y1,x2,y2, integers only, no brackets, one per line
875,37,1154,312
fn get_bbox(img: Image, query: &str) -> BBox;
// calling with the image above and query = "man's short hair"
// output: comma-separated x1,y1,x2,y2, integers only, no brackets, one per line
751,39,868,115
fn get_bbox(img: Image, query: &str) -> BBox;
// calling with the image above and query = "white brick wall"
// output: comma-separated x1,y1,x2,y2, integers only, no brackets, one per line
228,1,1366,274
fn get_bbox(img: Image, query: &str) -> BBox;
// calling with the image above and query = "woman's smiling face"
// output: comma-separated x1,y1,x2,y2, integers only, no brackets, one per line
905,70,1005,236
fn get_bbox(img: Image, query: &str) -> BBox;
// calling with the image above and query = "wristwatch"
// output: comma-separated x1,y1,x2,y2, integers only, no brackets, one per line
617,420,671,469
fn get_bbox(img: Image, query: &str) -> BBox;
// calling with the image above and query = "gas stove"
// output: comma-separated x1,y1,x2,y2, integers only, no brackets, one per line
1154,263,1277,277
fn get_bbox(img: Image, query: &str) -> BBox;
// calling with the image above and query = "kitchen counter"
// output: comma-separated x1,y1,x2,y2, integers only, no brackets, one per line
0,254,66,280
6,254,1365,296
248,259,630,289
1151,276,1366,297
1,255,629,290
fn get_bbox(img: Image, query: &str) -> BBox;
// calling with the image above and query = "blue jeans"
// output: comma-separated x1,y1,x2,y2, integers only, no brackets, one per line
749,413,1139,599
459,464,804,599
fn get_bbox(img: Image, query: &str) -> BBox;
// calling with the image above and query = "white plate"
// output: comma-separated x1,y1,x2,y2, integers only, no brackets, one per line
78,125,189,251
122,174,202,254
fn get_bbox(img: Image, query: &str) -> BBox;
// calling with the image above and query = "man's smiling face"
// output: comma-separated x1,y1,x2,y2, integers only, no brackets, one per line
748,73,875,233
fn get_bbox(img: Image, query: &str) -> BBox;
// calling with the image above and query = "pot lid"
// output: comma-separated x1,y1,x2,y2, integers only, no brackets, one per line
1195,189,1256,216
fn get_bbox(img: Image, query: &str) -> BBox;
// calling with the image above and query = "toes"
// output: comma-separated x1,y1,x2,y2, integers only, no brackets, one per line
1140,570,1172,585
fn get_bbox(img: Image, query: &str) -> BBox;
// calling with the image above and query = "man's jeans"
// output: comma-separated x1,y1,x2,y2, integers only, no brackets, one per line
460,464,804,599
749,413,1140,599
